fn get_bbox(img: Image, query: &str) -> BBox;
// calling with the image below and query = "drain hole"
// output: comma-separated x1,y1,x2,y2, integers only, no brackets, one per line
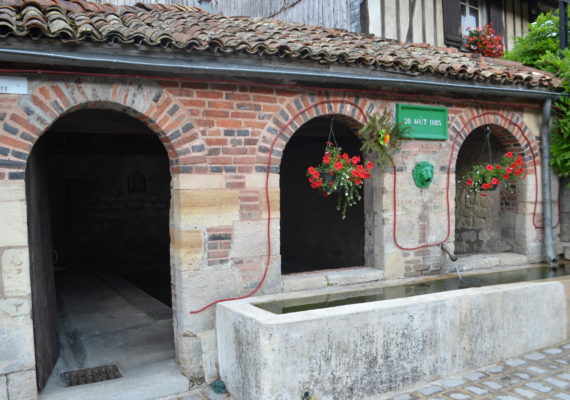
60,365,122,387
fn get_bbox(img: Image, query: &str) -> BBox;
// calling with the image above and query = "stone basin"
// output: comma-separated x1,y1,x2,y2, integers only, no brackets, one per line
217,268,570,400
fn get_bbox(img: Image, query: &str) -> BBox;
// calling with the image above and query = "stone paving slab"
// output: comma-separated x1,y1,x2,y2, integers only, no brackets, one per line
383,341,570,400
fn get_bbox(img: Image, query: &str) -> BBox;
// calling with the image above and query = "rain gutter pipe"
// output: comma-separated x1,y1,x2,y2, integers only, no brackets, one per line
540,98,558,267
0,47,563,100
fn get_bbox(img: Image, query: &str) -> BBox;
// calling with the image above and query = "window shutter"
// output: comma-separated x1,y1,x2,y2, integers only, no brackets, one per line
488,0,505,37
442,0,463,47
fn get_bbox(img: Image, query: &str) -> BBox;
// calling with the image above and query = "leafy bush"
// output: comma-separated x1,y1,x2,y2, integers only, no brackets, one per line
505,11,570,182
504,12,561,71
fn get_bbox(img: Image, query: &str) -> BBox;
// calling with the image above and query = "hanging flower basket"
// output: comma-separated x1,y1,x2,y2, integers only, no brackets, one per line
307,142,373,219
358,109,410,166
462,152,526,196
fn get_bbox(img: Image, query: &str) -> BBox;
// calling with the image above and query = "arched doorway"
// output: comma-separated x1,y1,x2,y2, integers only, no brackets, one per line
454,124,524,255
280,116,365,274
26,109,186,397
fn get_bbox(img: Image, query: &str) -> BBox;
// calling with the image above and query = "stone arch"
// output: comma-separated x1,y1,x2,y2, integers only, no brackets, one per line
0,78,206,177
449,109,539,174
451,109,539,257
256,94,379,170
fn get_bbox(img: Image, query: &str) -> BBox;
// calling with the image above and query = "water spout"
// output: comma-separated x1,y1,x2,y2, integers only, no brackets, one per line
441,244,458,262
441,244,461,279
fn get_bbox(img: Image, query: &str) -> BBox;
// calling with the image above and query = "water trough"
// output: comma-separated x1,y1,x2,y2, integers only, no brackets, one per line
217,265,570,400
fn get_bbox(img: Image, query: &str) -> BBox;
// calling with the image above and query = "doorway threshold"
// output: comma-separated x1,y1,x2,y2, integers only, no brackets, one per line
39,273,188,400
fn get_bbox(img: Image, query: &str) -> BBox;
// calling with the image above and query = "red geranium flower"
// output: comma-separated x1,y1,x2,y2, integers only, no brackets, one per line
503,174,509,180
506,152,513,158
491,178,499,185
466,178,473,186
352,156,360,165
366,161,374,170
334,161,343,171
486,164,494,171
323,153,330,164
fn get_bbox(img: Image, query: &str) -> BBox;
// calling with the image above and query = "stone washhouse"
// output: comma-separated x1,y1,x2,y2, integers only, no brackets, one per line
0,1,566,399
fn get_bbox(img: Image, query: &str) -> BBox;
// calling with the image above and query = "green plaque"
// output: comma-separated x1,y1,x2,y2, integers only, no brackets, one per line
396,104,448,140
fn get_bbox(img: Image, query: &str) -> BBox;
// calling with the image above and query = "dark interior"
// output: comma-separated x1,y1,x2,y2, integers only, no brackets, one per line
280,116,365,274
33,109,172,306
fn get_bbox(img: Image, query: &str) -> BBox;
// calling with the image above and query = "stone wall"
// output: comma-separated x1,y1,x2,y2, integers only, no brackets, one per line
0,75,548,397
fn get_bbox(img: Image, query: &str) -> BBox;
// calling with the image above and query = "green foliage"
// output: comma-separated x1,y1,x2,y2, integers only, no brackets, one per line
505,11,570,183
551,98,570,178
358,109,409,167
504,12,561,72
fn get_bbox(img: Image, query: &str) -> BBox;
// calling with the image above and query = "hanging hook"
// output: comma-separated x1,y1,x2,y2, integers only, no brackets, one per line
327,116,339,148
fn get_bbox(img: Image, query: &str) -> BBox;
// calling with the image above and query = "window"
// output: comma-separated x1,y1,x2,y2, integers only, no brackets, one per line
461,0,487,36
443,0,504,48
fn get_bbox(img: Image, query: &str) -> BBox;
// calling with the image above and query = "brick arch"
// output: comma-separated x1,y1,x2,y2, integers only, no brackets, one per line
256,94,379,169
0,78,206,178
449,109,539,173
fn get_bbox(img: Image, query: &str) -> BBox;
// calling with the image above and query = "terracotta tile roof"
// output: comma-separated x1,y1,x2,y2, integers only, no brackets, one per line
0,0,561,89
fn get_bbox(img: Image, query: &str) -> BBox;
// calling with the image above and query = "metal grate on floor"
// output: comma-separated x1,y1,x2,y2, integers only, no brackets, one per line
60,365,122,387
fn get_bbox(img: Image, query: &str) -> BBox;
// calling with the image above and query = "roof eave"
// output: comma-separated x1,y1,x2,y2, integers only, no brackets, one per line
0,40,562,100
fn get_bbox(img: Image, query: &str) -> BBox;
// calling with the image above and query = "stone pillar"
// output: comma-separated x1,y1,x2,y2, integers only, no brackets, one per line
0,180,38,400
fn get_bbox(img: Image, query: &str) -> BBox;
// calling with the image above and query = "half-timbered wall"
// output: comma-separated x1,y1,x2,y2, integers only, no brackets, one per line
368,0,529,51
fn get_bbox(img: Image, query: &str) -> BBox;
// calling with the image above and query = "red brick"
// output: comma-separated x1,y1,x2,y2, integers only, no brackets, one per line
226,181,245,189
240,195,259,202
223,147,248,155
262,104,280,112
203,110,229,118
180,155,207,164
216,120,242,128
237,165,254,173
197,119,215,127
9,113,39,134
51,85,71,108
0,135,32,151
30,95,57,119
153,97,173,119
225,93,251,101
205,138,229,146
230,111,256,119
196,90,223,99
179,99,205,107
208,156,233,164
167,87,194,97
208,101,235,109
208,249,230,258
252,95,277,103
240,204,260,212
233,156,256,164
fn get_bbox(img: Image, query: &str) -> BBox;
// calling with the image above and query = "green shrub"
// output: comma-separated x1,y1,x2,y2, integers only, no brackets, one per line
505,11,570,182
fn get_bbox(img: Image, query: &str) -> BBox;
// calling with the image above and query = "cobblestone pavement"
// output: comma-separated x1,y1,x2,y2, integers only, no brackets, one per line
385,341,570,400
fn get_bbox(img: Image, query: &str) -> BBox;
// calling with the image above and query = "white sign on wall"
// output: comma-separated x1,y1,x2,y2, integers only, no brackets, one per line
0,76,28,95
